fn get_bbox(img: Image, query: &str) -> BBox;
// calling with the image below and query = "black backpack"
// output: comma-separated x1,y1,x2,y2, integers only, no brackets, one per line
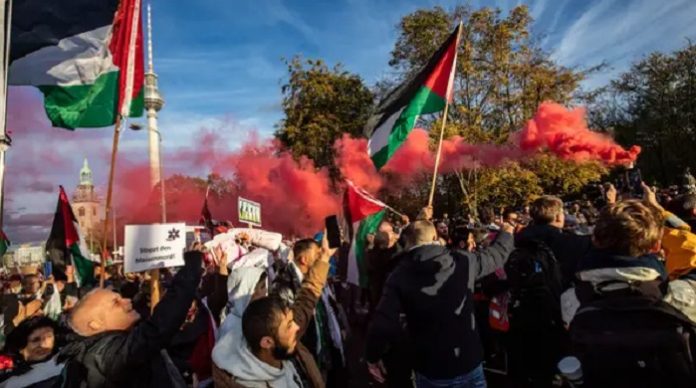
571,295,696,388
504,240,564,330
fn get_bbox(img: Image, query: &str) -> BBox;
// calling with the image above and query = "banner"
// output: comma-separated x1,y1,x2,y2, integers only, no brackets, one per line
124,223,186,273
238,197,261,226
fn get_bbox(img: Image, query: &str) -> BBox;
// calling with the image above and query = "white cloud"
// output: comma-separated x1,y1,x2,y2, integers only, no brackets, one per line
264,0,319,46
552,0,696,71
530,0,549,20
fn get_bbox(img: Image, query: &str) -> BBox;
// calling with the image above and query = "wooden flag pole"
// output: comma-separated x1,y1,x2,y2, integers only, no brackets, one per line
100,115,123,288
100,0,142,288
427,21,463,208
428,102,451,207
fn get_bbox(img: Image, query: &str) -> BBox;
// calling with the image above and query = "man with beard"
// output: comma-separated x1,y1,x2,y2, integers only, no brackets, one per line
212,237,335,388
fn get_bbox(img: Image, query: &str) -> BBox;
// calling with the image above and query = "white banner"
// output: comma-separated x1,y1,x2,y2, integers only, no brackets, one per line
124,223,186,273
238,197,261,226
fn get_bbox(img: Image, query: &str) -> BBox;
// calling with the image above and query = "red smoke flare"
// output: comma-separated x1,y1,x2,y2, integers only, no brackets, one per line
517,102,641,165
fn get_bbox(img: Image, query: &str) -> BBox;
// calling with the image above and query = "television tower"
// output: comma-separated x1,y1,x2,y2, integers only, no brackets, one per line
144,3,164,192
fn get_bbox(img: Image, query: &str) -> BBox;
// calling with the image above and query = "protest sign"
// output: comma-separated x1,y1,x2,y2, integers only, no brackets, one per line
238,197,262,226
124,223,186,273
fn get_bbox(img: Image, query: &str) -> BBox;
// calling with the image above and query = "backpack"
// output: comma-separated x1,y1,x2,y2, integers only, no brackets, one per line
571,295,696,388
504,240,564,330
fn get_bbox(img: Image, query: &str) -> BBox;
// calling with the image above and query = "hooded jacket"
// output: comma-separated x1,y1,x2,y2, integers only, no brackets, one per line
214,267,267,365
212,260,329,388
365,232,514,379
562,249,696,325
55,252,203,388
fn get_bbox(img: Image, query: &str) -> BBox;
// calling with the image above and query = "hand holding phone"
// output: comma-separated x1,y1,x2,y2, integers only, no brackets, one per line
325,215,341,249
43,262,53,278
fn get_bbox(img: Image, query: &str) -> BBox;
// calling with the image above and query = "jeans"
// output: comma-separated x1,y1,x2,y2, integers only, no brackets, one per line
415,364,487,388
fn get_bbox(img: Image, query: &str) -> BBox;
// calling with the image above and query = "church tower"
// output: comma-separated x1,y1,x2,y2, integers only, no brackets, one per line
72,158,102,237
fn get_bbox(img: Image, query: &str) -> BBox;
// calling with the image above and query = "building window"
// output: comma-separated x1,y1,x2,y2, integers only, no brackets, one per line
79,207,85,217
93,208,97,216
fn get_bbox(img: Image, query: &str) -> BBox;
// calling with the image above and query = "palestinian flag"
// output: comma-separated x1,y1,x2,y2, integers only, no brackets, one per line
199,191,216,237
344,180,387,287
365,24,461,169
9,0,144,129
0,229,9,257
46,186,95,286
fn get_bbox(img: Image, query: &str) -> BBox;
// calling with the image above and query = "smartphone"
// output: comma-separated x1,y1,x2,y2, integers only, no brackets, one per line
627,167,643,197
325,215,341,249
43,261,53,278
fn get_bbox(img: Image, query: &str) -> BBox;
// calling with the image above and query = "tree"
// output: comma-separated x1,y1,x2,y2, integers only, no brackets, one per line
524,154,607,198
471,162,543,209
275,57,374,173
596,43,696,185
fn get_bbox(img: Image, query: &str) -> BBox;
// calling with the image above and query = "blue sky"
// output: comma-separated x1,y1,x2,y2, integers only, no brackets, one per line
5,0,696,243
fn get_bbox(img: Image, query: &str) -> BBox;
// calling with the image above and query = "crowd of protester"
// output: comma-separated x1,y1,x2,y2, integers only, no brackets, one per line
2,179,696,387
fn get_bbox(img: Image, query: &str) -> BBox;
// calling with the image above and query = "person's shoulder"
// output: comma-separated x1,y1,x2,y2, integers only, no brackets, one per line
558,229,592,245
383,257,411,286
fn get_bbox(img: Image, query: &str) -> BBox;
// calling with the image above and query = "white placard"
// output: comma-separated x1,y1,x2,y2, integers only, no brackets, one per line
124,223,186,273
238,197,262,226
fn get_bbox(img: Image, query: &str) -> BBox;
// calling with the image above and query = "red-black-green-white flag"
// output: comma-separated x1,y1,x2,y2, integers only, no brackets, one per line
46,186,96,286
9,0,144,129
0,229,9,257
365,24,460,169
344,180,387,287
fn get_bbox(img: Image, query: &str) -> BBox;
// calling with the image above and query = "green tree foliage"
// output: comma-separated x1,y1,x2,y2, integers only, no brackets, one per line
275,57,374,171
598,43,696,185
525,154,607,197
472,162,543,209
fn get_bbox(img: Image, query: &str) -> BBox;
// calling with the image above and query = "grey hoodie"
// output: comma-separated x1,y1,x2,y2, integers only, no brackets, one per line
215,335,303,388
214,267,265,367
217,267,267,339
213,268,303,387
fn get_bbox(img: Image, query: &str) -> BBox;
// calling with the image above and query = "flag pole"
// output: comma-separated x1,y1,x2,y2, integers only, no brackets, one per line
100,115,123,288
383,204,406,219
428,102,451,207
427,22,462,208
0,0,14,231
100,0,142,288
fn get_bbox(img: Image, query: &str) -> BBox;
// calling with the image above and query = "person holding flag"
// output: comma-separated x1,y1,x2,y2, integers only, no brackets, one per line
45,187,96,289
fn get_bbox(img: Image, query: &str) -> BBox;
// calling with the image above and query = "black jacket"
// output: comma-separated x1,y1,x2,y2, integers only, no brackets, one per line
366,244,401,307
516,224,592,289
365,232,514,379
57,252,203,388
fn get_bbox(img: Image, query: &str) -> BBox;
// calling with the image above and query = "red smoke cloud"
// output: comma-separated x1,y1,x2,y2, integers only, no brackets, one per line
114,132,339,238
517,102,641,164
6,93,639,244
336,102,640,192
334,134,383,193
223,139,339,237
